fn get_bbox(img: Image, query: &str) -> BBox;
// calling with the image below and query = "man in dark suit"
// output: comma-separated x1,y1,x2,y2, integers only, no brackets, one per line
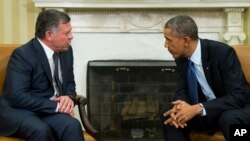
1,9,84,141
160,15,250,141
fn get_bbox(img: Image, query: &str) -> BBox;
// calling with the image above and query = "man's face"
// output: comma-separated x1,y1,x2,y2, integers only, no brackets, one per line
163,28,186,59
50,22,73,52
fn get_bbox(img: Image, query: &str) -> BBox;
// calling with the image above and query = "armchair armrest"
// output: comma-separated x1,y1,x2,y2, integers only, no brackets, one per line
76,95,99,140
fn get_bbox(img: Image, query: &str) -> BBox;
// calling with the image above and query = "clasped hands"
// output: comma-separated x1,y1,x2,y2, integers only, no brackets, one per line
163,100,201,129
51,95,75,116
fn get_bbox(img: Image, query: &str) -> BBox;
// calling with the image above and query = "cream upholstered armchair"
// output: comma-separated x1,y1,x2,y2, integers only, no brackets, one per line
0,44,98,141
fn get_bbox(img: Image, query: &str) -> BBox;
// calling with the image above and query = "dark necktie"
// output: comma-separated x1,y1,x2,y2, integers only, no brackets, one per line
187,60,198,104
53,52,62,96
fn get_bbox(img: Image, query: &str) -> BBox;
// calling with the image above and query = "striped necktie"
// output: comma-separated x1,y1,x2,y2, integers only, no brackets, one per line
53,52,62,96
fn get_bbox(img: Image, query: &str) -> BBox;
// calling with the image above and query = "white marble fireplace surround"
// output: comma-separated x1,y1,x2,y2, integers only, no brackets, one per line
33,0,250,98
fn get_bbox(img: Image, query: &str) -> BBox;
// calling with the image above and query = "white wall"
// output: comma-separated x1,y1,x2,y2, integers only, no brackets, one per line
72,33,171,96
71,32,221,96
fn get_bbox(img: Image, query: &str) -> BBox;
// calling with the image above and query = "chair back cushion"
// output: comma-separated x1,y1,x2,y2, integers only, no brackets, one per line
232,45,250,84
0,44,19,95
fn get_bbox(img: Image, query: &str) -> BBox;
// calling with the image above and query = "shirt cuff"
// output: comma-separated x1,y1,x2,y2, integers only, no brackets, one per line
55,102,60,112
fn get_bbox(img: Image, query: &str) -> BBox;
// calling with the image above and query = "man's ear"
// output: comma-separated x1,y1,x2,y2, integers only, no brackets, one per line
183,36,191,47
45,31,54,41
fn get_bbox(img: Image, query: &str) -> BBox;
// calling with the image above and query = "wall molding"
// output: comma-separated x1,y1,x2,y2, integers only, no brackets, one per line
33,0,249,44
33,0,250,9
69,9,225,34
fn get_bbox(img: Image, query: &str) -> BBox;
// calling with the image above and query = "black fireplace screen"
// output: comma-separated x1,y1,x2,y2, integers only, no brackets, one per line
87,60,178,141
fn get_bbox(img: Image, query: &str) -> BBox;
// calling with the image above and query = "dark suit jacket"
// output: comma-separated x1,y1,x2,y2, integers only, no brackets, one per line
174,39,247,123
0,38,76,136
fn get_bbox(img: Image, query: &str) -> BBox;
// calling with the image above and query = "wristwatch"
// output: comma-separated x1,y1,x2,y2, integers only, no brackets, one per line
199,103,204,116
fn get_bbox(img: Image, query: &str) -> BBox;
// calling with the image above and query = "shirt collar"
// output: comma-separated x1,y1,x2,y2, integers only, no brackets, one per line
189,39,201,65
37,38,54,60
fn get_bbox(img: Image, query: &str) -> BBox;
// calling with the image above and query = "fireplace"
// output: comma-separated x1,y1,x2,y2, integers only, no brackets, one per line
87,60,177,140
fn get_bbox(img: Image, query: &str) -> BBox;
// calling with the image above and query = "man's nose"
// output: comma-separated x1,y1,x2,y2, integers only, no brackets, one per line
164,41,169,48
69,34,73,40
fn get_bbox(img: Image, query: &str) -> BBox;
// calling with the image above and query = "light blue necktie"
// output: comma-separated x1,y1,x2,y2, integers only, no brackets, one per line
187,60,198,104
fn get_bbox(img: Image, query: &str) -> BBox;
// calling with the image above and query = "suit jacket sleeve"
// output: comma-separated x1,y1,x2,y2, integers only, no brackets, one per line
203,45,246,121
4,46,58,114
61,47,76,97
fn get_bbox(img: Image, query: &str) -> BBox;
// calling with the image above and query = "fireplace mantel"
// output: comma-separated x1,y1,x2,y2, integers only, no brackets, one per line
33,0,250,9
33,0,248,45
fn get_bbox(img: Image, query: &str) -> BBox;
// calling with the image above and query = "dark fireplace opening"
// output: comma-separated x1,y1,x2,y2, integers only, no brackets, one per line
87,60,178,141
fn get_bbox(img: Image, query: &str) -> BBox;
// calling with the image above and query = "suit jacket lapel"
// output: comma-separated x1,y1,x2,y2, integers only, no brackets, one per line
32,38,53,83
200,39,213,89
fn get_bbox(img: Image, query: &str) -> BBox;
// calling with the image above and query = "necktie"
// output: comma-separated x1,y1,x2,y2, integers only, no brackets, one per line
53,52,62,96
187,60,198,104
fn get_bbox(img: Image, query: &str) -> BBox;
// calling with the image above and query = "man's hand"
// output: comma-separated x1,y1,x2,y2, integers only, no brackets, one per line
171,100,201,124
163,103,187,128
163,100,202,128
51,95,75,116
